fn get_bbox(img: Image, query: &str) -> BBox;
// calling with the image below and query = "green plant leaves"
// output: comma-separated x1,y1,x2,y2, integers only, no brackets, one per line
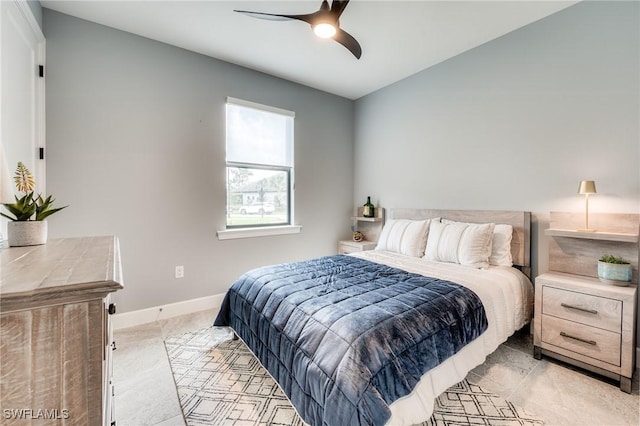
599,254,630,264
1,193,37,221
35,194,68,221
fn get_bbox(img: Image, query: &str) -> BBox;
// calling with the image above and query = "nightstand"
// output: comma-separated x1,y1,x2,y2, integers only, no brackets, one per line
534,272,637,392
338,240,377,254
535,212,640,393
340,206,385,254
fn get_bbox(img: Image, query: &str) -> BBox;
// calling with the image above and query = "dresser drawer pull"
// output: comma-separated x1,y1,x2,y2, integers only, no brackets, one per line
560,331,597,346
560,303,597,315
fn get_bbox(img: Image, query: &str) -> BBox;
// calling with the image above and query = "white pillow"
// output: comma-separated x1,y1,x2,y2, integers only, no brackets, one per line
424,221,495,269
441,219,514,267
489,224,513,267
375,219,431,257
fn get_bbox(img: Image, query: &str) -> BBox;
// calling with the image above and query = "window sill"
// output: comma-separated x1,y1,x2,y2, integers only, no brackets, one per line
217,225,302,240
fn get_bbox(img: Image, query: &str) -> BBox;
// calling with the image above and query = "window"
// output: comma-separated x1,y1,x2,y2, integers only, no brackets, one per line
225,97,294,229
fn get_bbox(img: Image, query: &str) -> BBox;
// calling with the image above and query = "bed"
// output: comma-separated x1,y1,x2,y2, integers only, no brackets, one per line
214,209,534,426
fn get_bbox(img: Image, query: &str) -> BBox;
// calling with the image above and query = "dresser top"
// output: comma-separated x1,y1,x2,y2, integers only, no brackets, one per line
1,236,124,311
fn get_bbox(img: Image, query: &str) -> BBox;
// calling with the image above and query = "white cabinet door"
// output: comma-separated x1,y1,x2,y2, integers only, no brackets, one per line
1,0,45,194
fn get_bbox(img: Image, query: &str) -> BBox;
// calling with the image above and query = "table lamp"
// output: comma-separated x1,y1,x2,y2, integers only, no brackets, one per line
578,180,596,232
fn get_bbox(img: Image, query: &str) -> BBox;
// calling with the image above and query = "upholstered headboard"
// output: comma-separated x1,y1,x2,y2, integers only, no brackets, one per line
390,209,532,278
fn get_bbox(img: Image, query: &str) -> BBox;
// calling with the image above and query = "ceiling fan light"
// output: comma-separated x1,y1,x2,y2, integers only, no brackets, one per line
313,22,336,38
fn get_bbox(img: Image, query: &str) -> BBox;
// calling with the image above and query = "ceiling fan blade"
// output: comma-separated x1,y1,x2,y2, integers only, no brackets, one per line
329,0,350,19
234,10,314,24
236,2,362,60
333,28,362,59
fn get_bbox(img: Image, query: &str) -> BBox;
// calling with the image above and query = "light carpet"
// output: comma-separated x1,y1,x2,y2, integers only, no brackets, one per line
165,327,544,426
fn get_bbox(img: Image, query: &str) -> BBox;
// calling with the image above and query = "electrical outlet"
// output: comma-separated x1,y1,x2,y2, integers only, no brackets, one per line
175,265,184,279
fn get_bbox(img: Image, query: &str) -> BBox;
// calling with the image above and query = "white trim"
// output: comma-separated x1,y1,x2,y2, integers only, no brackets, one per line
15,1,44,40
113,293,225,330
15,1,46,194
217,224,302,240
637,347,639,372
226,96,295,118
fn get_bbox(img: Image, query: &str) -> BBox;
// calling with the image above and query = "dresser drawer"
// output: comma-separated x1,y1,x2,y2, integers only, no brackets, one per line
542,286,622,332
541,314,621,366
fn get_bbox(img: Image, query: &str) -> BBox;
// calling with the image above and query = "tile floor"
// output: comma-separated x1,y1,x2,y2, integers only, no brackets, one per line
113,309,639,426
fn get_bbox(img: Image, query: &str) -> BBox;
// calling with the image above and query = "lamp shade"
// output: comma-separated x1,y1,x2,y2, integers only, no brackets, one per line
578,180,596,195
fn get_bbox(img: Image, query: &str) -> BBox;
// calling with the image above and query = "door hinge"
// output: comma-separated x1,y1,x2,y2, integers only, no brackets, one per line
39,147,44,160
38,65,44,78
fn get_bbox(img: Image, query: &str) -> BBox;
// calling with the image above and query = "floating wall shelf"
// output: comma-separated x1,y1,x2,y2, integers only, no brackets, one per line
545,228,639,243
351,216,384,222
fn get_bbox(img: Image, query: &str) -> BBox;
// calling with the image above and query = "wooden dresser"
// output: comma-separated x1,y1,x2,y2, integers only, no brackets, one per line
0,236,124,425
534,212,639,392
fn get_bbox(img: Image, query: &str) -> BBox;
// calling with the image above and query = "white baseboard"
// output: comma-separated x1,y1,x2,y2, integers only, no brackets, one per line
113,293,225,330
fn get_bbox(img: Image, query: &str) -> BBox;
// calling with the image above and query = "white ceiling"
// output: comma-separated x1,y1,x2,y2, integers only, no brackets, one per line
40,1,578,100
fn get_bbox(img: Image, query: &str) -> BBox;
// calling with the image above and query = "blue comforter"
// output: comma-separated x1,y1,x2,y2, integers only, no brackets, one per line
214,255,487,426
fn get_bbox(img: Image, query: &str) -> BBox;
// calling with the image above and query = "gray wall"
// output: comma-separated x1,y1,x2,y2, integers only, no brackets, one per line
353,1,639,340
42,1,640,340
43,9,354,313
354,1,639,275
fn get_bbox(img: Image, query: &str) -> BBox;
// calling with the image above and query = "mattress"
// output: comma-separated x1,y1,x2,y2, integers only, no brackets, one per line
349,250,534,425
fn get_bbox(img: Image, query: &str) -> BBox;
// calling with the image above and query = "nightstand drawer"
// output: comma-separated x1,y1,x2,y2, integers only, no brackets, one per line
339,244,362,254
542,286,622,332
338,240,377,254
541,314,621,366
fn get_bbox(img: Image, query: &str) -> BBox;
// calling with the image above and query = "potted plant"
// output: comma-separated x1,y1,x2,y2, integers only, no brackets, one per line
1,162,68,247
598,254,633,286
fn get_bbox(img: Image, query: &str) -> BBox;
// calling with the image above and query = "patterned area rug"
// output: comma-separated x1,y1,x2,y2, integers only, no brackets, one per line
165,327,544,426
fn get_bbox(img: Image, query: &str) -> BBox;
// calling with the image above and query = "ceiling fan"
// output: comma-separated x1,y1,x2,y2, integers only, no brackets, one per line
234,0,362,59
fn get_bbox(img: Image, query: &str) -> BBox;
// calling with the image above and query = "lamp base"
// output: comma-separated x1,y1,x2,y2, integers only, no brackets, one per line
577,228,597,233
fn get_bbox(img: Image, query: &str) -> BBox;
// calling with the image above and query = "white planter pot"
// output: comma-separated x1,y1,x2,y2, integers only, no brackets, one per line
597,261,632,286
7,221,48,247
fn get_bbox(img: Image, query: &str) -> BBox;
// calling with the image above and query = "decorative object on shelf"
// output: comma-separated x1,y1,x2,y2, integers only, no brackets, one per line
1,162,68,247
352,230,364,242
578,180,597,232
363,196,374,218
598,254,632,286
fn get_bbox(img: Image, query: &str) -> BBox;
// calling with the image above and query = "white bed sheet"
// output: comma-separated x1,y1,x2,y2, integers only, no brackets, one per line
348,250,534,426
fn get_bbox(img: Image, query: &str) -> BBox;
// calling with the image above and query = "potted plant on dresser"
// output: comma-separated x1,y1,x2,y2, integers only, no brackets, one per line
597,254,632,286
1,162,67,247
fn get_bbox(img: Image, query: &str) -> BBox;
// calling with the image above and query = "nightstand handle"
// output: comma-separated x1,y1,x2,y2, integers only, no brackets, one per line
560,331,597,346
560,303,597,315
